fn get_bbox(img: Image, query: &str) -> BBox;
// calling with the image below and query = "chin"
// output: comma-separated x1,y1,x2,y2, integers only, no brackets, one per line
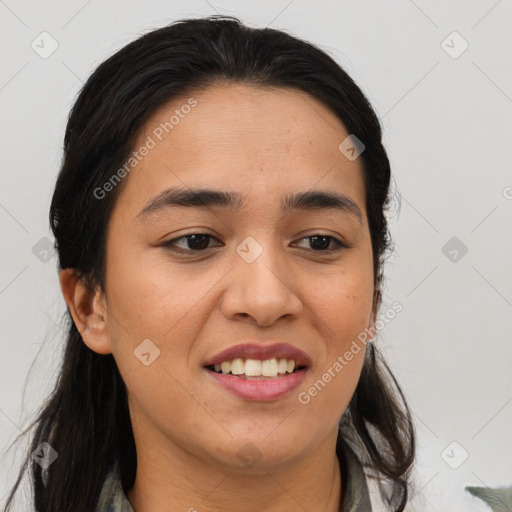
204,436,306,471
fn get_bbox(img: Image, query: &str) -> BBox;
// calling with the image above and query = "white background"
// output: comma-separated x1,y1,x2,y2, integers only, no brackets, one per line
1,1,511,511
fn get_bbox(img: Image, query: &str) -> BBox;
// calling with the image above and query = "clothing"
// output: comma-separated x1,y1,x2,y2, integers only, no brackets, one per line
95,434,372,511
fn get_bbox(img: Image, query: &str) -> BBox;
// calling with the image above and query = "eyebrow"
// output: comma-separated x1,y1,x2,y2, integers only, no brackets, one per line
137,187,362,224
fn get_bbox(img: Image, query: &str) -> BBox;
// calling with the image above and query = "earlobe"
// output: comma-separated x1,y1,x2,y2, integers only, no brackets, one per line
58,269,112,355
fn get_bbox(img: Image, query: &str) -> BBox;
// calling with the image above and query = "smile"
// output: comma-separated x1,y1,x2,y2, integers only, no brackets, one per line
204,360,309,401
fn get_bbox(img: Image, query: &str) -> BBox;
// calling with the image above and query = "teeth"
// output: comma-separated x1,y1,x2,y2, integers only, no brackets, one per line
244,359,262,376
261,358,278,376
211,358,301,377
231,358,245,375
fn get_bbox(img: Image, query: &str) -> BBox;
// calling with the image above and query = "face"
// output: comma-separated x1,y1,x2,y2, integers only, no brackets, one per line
95,83,375,471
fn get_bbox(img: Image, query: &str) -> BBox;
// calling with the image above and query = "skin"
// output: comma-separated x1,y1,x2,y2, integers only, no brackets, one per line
60,83,377,512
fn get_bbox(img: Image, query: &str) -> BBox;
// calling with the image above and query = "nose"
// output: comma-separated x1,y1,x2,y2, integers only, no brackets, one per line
220,238,303,327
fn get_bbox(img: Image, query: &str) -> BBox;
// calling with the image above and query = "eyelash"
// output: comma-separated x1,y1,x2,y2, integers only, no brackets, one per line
160,233,347,254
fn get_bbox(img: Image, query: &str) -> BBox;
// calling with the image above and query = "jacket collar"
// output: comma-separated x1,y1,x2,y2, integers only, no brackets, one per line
337,434,373,511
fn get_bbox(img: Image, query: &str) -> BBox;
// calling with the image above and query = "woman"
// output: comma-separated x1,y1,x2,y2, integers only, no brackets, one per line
4,15,415,512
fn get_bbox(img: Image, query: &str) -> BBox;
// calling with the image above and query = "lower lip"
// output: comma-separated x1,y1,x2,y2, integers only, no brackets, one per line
204,368,308,401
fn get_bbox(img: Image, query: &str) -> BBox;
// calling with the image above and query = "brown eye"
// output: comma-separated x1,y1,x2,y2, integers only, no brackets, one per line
295,235,345,252
162,234,221,252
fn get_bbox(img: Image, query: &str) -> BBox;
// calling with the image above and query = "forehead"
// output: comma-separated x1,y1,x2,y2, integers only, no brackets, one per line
138,82,350,160
114,82,366,219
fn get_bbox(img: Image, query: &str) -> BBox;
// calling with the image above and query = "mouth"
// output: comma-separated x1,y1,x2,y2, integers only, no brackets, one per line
202,342,312,400
203,357,309,401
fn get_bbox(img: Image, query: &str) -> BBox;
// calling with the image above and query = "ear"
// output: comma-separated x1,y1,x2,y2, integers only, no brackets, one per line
59,269,112,355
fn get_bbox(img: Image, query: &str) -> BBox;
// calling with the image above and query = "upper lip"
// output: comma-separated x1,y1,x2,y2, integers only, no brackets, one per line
203,342,312,367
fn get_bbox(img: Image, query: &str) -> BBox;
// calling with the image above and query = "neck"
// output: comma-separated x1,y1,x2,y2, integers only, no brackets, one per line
126,425,342,512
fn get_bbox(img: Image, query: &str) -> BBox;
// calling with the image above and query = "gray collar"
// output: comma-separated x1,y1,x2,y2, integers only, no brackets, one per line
95,435,372,511
337,435,373,511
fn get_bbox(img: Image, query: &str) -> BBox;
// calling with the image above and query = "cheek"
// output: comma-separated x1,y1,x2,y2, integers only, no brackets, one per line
296,270,371,426
103,245,229,385
104,246,198,338
299,258,373,410
306,264,374,339
104,257,210,432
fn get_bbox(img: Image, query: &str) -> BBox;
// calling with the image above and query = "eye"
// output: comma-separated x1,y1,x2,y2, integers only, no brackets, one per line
294,234,346,252
161,233,222,252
